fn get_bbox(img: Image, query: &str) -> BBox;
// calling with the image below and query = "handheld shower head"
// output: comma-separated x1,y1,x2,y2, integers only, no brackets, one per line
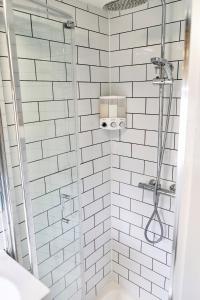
103,0,148,11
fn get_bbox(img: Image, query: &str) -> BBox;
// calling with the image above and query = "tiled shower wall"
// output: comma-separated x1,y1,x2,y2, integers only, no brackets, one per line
0,0,111,299
0,1,186,300
109,0,185,299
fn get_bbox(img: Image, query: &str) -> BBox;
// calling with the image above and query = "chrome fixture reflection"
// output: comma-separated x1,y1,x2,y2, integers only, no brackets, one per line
151,57,174,84
103,0,147,11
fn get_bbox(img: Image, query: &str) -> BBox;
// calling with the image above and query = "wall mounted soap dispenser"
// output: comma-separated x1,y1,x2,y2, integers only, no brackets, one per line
100,96,126,130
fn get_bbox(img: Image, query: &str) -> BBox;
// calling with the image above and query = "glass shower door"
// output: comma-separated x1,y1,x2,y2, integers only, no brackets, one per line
0,1,82,299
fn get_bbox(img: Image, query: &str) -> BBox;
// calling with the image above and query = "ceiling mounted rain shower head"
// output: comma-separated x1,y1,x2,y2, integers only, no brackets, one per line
103,0,148,11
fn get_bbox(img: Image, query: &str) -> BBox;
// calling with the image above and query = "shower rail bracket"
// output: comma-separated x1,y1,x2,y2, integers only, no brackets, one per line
138,182,176,197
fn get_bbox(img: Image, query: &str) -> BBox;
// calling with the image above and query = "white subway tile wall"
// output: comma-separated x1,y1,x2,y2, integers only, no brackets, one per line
0,0,185,300
110,1,184,300
0,1,111,299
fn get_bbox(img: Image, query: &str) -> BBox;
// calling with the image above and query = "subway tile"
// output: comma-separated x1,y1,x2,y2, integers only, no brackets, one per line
84,198,103,219
94,182,110,200
20,81,53,102
52,256,76,283
39,101,68,121
153,260,171,279
112,168,131,184
141,266,165,288
152,284,168,300
95,230,111,250
58,151,76,171
127,98,145,114
110,35,120,51
112,217,130,234
110,14,132,35
45,169,72,192
133,81,159,97
99,17,109,35
110,49,132,67
79,83,100,99
84,172,102,191
112,140,131,157
133,114,158,130
37,244,50,264
78,47,100,66
32,16,64,41
166,1,186,23
94,156,110,173
81,114,99,131
18,59,36,80
38,251,63,279
119,254,140,274
34,212,48,232
132,144,157,162
133,44,160,64
130,249,152,269
77,65,90,82
148,22,180,45
120,64,146,82
87,270,103,292
42,136,70,158
113,261,128,279
14,11,32,36
89,31,109,51
120,29,147,49
120,208,142,227
53,82,73,100
75,27,89,47
90,66,109,82
50,229,75,255
36,221,62,248
24,121,55,142
22,102,39,123
48,205,62,225
142,242,167,264
80,161,93,179
129,271,151,291
36,61,66,81
112,240,129,257
28,156,58,181
50,42,72,63
120,129,145,144
16,36,50,60
120,232,141,252
120,182,143,201
133,6,162,30
26,142,42,162
112,193,130,210
76,9,99,31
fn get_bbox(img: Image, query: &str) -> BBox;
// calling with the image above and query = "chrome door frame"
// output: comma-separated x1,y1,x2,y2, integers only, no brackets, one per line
2,0,39,276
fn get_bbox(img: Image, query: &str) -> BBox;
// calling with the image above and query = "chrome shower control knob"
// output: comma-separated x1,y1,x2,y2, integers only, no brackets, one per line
111,121,117,128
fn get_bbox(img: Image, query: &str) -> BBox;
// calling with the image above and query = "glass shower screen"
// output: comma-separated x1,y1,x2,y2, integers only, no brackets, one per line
0,1,82,299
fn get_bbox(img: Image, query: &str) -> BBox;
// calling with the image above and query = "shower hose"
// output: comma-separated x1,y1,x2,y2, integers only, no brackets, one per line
144,84,174,244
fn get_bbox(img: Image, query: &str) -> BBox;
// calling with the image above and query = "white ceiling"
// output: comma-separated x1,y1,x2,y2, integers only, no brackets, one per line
81,0,109,9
